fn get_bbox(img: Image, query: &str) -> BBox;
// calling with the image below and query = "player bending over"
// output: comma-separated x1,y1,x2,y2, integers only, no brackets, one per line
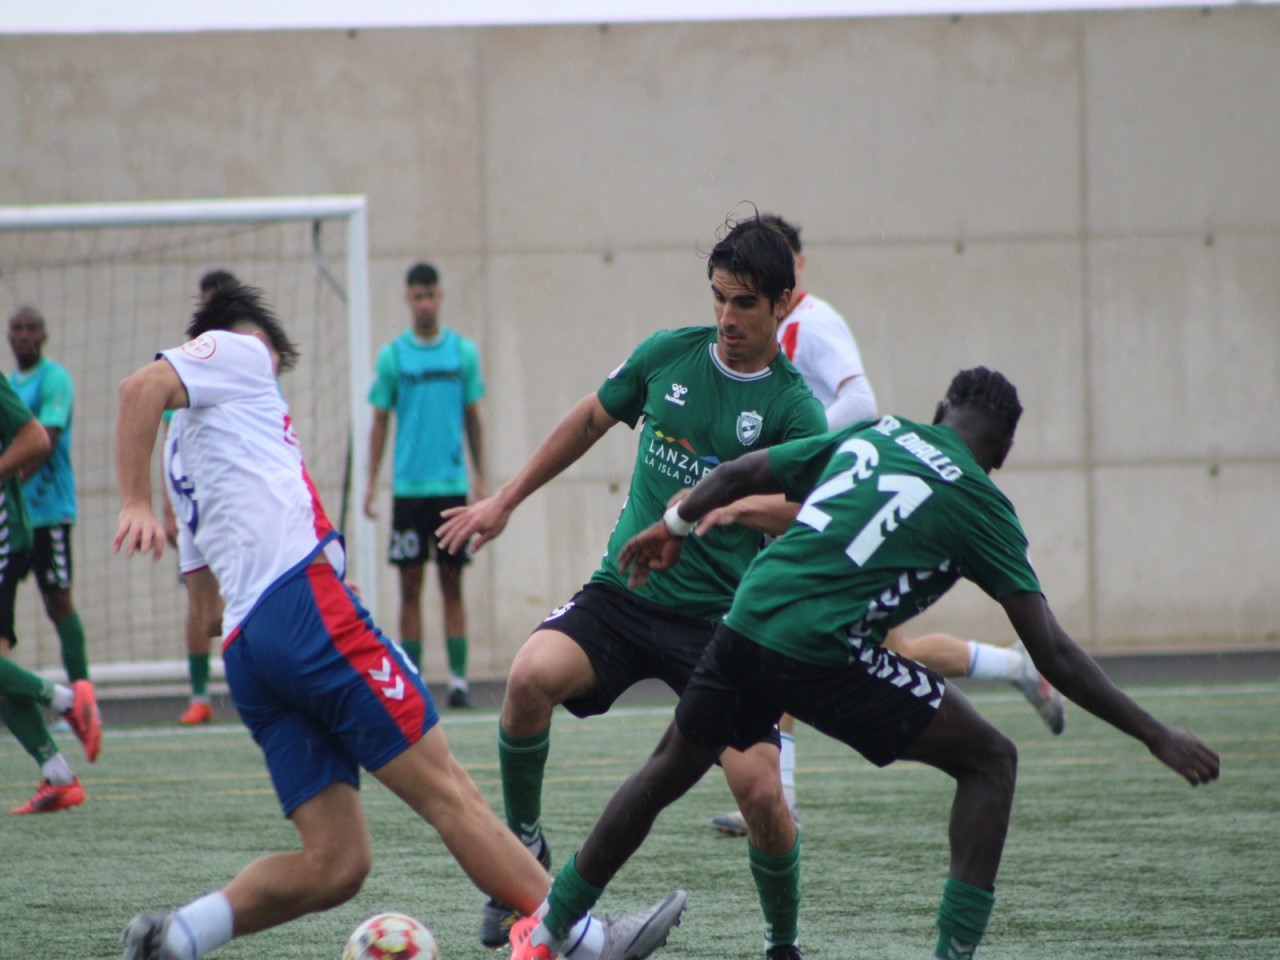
114,285,684,960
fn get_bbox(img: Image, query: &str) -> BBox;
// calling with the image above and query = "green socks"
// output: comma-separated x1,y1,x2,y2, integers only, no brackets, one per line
544,854,605,942
749,836,802,948
0,698,58,765
188,652,211,697
935,876,994,959
446,634,467,682
498,723,551,847
55,612,88,683
400,639,423,670
0,656,55,704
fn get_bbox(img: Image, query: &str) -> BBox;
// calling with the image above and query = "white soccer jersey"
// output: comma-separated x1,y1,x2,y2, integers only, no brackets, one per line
777,292,874,414
160,331,343,636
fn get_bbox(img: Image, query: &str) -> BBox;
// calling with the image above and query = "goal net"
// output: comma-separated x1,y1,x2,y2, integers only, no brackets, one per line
0,197,374,694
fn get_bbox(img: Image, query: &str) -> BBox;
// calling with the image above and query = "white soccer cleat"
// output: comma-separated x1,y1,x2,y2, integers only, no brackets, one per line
596,889,687,960
1009,640,1066,735
121,912,178,960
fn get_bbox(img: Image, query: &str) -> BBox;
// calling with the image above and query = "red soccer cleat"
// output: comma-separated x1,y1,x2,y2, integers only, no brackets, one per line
509,917,556,960
178,701,214,725
63,679,102,762
10,778,86,815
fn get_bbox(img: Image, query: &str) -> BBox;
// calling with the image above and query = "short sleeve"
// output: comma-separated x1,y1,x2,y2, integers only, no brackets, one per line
367,341,399,410
160,332,275,408
36,365,74,431
0,378,35,436
595,334,657,429
460,337,485,406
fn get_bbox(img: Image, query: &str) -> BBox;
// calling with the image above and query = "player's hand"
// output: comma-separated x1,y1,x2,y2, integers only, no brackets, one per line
1148,726,1220,787
114,504,166,560
363,488,378,521
694,504,742,536
437,496,511,556
618,520,686,589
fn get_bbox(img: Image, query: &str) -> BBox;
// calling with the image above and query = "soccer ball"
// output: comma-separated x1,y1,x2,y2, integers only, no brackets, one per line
342,912,440,960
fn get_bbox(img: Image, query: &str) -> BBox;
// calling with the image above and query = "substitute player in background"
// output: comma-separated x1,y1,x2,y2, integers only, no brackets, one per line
0,372,101,814
365,261,486,707
707,215,1065,838
7,306,94,695
438,214,824,960
115,285,682,960
514,367,1218,960
161,270,237,725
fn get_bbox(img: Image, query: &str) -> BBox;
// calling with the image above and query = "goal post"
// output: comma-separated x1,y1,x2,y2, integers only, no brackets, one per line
0,195,376,689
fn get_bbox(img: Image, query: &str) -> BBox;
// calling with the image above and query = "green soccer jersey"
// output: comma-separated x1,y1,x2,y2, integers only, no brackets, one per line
0,377,35,556
725,414,1042,665
591,326,826,619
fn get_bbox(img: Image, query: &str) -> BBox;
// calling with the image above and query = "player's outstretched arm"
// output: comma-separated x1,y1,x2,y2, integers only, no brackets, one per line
436,393,618,556
618,449,784,587
115,359,188,560
1000,591,1220,786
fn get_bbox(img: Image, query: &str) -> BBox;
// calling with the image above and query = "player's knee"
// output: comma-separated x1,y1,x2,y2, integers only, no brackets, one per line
502,662,554,722
982,730,1018,801
318,847,372,907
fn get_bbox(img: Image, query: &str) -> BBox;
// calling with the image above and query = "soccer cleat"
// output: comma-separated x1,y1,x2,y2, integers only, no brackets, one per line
479,835,551,947
710,805,800,837
710,809,749,837
1009,640,1066,735
508,917,556,960
178,701,215,725
9,778,85,815
766,945,805,960
447,685,473,708
121,912,177,960
64,679,103,762
595,888,687,960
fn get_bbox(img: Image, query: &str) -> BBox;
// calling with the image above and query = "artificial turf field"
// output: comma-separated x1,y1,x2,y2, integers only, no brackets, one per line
3,679,1277,960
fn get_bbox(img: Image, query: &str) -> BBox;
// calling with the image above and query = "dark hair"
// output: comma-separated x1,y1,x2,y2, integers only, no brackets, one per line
8,305,45,328
406,262,439,287
198,269,240,295
186,285,300,373
936,366,1023,438
706,214,796,307
761,214,802,256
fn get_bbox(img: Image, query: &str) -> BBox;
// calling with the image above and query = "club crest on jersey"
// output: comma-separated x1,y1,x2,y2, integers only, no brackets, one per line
182,334,218,360
736,410,764,446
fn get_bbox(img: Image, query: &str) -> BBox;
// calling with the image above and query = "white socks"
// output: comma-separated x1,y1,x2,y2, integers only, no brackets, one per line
966,641,1023,681
166,891,234,960
50,683,75,713
779,732,797,812
42,752,75,785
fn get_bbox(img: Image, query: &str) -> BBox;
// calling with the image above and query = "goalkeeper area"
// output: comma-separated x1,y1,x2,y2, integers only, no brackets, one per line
0,197,374,691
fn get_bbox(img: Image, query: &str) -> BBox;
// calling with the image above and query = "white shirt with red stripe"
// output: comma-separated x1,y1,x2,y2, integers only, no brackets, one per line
160,331,344,637
777,291,877,425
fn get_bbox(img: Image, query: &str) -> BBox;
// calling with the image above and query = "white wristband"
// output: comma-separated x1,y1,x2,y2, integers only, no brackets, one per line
663,503,696,537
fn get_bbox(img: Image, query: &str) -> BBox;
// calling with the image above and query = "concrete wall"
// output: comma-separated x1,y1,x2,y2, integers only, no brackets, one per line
1,6,1277,682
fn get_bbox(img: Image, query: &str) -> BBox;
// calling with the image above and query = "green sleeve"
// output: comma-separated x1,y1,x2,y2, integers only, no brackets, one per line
766,431,845,501
0,378,35,439
595,333,658,428
367,340,399,410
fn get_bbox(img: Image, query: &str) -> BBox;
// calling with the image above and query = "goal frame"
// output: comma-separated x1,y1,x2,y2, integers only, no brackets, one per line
0,195,379,622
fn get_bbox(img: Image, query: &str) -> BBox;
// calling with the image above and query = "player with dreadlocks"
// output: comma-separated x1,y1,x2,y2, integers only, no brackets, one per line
509,366,1219,960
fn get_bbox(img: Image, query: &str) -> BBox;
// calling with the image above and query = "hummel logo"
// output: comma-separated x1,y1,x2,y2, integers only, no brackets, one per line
665,383,689,406
370,657,405,700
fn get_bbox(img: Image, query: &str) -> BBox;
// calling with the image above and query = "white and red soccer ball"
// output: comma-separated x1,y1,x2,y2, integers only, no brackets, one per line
342,911,440,960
